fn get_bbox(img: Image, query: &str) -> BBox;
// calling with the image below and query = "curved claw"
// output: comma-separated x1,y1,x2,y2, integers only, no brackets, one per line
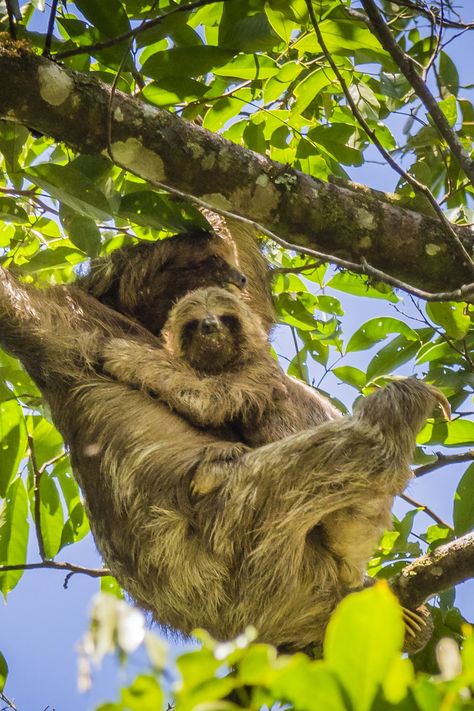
425,384,451,421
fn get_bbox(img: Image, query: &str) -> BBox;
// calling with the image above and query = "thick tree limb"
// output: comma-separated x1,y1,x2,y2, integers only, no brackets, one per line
391,533,474,608
0,44,473,294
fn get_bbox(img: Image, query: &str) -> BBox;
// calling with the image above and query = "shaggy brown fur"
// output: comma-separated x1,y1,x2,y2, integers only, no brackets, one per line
79,227,274,336
102,287,447,594
0,241,447,652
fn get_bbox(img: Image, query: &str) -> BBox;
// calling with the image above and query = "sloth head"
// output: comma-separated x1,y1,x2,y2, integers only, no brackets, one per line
80,231,248,336
163,287,268,374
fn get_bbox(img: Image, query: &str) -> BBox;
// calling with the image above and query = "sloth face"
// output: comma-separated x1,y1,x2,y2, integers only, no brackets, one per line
164,287,267,374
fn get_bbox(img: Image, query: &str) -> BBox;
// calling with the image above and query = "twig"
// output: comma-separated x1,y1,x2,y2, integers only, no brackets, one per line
304,0,474,273
0,691,17,711
290,326,305,381
28,434,46,561
4,0,17,39
383,0,474,30
43,0,59,57
415,450,474,477
0,561,110,579
271,262,321,276
391,532,474,608
360,0,474,192
54,0,232,60
400,492,453,529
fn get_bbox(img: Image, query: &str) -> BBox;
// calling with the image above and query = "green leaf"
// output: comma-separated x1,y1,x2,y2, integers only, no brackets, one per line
39,472,64,559
142,46,234,79
333,366,366,390
325,583,405,711
327,272,398,302
292,67,337,115
219,12,280,52
346,317,418,353
453,463,474,536
141,78,206,107
439,52,459,95
0,650,7,691
27,164,113,221
426,302,470,341
438,95,458,127
120,674,163,711
0,477,29,598
418,419,474,447
272,657,347,711
66,215,101,257
367,329,432,381
74,0,130,37
0,400,28,498
214,54,279,80
0,197,29,224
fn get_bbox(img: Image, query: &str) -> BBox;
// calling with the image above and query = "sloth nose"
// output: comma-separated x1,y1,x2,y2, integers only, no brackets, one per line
200,316,220,334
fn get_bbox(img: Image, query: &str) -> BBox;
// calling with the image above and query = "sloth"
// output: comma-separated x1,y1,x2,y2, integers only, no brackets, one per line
101,287,448,603
0,234,447,653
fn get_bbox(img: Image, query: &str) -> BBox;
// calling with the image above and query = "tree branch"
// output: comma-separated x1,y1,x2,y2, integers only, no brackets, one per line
304,0,474,272
0,561,110,580
391,533,474,608
0,45,473,295
360,0,474,189
399,492,453,529
414,450,474,477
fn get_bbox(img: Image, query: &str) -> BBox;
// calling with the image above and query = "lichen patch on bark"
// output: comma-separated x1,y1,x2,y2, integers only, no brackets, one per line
38,64,74,107
110,137,165,183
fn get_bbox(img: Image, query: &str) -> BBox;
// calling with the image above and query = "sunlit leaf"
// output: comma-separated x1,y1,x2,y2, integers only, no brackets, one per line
453,463,474,536
0,477,29,597
346,317,418,353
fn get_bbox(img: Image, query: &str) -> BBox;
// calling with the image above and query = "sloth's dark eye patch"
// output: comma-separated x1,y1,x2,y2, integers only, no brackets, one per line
220,315,240,331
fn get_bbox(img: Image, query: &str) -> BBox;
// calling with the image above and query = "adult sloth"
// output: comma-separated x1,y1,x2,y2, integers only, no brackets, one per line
0,247,445,652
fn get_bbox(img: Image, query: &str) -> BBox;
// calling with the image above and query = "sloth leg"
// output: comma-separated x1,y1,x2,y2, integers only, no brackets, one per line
206,379,448,586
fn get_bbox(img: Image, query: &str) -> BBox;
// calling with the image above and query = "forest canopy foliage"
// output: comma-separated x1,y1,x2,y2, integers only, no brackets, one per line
0,0,474,708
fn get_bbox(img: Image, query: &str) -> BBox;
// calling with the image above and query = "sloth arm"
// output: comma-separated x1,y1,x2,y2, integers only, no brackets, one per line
101,337,277,428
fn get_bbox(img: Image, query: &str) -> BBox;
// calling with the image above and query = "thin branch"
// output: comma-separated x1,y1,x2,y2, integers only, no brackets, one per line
4,0,17,40
290,326,305,381
270,262,321,276
400,492,453,529
28,434,46,561
0,692,17,711
384,0,474,30
43,0,59,57
415,450,474,477
0,561,110,579
304,0,474,273
391,532,474,608
360,0,474,191
54,0,231,60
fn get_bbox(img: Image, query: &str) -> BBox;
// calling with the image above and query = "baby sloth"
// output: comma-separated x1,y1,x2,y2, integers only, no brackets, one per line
102,285,339,469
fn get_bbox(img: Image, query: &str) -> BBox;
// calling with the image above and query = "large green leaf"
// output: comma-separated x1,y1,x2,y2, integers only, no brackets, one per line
0,650,7,691
426,302,470,341
141,46,234,79
26,164,113,221
0,400,28,498
346,318,418,353
74,0,130,37
0,477,29,598
325,584,405,711
38,472,64,559
453,464,474,536
418,419,474,447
